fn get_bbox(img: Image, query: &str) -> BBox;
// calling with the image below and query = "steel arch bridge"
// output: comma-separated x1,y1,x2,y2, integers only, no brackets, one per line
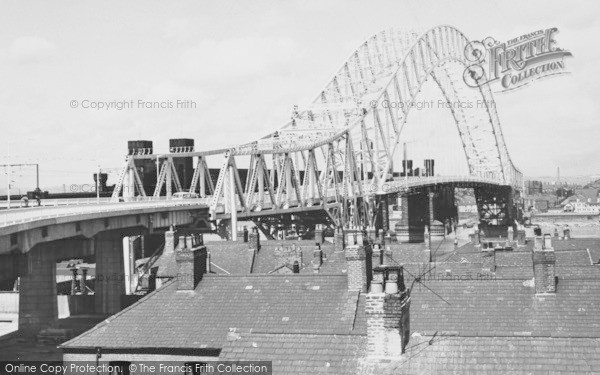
111,25,523,234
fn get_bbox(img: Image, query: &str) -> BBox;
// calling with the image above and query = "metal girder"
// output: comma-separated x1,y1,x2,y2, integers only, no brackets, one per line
110,25,523,232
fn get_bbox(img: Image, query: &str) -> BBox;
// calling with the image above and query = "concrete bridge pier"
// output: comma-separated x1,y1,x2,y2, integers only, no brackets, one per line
428,187,457,237
17,238,94,334
0,252,20,290
395,193,428,243
18,246,58,334
94,231,126,315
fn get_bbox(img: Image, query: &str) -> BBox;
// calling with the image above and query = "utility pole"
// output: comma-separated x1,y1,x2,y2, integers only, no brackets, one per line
97,165,101,203
1,163,41,209
7,163,11,209
6,142,10,209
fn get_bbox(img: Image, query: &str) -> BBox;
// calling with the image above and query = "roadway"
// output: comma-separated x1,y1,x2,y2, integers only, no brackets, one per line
0,175,508,229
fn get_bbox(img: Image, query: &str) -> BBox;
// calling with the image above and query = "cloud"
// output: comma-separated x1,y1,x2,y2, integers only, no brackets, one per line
163,18,193,41
177,36,300,84
9,36,56,64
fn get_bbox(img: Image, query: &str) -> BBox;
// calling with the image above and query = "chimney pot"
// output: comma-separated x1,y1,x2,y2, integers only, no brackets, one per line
314,225,324,244
356,231,364,245
164,229,176,254
543,234,552,249
507,226,514,241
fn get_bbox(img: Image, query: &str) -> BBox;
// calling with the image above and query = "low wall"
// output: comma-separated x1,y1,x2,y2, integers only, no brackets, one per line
532,213,600,238
0,293,97,317
0,292,18,313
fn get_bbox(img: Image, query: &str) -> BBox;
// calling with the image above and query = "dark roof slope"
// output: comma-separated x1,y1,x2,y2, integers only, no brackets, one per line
409,279,600,337
62,274,361,350
358,336,600,374
221,332,365,375
204,242,255,274
251,241,336,274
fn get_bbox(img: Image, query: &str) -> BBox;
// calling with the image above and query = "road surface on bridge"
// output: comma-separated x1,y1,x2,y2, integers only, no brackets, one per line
0,175,505,229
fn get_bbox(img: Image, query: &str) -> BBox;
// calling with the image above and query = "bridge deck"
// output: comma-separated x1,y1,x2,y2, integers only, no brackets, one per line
0,175,510,230
0,199,209,229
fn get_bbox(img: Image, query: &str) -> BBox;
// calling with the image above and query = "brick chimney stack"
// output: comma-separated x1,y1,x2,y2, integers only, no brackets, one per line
248,227,260,251
532,235,556,294
482,248,496,273
345,245,372,292
176,235,208,291
312,245,323,273
366,265,410,358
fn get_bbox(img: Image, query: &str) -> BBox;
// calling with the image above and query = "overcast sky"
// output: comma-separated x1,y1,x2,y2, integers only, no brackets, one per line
0,0,598,192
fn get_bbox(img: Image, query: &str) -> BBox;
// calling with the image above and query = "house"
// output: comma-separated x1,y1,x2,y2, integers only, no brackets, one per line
560,188,600,213
61,231,600,374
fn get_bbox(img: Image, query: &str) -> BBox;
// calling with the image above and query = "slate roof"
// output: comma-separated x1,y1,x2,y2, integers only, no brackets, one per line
552,238,600,251
408,279,600,337
251,241,336,274
221,332,365,375
154,242,255,278
61,274,363,350
63,234,600,374
204,242,255,274
358,336,600,374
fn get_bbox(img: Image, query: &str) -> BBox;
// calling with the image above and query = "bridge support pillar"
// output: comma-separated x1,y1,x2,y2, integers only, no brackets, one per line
428,192,435,225
94,231,126,315
18,246,57,334
0,253,19,290
17,238,95,334
395,194,427,243
475,185,517,237
375,195,389,234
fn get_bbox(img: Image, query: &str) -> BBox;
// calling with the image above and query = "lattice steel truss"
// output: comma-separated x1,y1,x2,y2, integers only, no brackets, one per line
111,26,523,229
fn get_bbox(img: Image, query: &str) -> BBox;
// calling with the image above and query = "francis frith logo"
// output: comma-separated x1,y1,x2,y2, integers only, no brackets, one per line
463,27,573,92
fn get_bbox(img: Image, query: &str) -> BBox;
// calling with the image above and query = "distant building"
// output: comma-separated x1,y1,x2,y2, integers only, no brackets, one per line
556,187,573,200
560,188,600,214
526,180,543,195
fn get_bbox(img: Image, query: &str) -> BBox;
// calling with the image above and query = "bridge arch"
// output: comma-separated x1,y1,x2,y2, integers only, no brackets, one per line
302,26,522,190
109,26,523,230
